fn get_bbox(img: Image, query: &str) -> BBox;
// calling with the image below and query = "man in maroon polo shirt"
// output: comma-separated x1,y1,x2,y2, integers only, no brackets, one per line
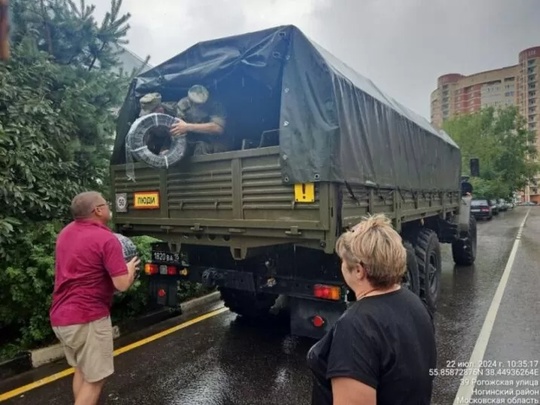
50,191,140,405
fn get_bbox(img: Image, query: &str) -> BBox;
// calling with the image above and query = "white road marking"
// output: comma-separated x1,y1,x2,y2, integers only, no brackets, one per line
452,209,530,404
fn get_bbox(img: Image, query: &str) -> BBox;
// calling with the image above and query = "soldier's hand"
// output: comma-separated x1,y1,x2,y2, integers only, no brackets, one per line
171,119,189,136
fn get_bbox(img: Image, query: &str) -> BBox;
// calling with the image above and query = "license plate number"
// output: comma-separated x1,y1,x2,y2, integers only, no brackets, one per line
152,251,180,263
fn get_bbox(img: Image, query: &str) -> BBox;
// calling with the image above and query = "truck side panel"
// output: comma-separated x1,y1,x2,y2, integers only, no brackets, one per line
112,149,462,255
340,184,461,232
112,147,332,255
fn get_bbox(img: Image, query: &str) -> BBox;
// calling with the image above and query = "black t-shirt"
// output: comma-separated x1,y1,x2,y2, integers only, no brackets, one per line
307,288,437,405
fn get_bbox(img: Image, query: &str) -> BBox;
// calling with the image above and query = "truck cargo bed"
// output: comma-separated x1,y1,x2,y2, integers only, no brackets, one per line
111,146,333,257
112,146,462,257
340,184,462,231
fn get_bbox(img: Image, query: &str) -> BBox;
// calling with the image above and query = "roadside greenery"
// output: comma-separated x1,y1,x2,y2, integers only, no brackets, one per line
110,236,214,325
0,0,207,361
443,106,539,199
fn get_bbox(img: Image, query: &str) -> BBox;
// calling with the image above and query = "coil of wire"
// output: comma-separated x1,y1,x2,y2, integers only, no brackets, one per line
126,113,187,168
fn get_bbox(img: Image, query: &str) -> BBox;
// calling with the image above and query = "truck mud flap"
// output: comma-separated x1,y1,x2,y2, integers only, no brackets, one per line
290,297,347,340
149,277,179,308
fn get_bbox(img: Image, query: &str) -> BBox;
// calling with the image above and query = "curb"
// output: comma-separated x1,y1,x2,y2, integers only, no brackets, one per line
0,353,31,382
0,291,221,379
180,290,221,312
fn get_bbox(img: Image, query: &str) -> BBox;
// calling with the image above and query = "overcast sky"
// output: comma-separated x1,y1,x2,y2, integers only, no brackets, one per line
92,0,539,119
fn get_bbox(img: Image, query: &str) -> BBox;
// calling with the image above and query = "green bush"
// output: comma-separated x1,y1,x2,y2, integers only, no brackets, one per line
0,0,149,360
0,221,62,349
0,0,211,361
112,235,215,321
110,235,156,323
0,230,213,360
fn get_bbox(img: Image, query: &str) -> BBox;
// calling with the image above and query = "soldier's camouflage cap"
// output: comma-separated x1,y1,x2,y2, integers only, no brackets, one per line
139,92,162,116
187,85,209,104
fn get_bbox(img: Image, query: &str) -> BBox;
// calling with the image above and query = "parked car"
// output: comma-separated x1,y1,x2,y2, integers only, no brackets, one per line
488,199,499,215
471,199,493,220
497,199,508,212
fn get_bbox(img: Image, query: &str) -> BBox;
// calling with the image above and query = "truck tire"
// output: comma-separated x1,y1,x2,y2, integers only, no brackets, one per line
402,241,420,296
219,288,277,318
414,229,441,315
452,214,477,266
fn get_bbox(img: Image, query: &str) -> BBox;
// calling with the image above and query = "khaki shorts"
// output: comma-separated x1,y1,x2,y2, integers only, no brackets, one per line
52,316,114,383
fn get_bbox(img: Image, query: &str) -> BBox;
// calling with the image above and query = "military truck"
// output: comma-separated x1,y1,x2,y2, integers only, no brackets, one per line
110,25,476,339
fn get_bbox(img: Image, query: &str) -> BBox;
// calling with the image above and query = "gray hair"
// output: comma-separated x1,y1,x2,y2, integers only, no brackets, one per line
70,191,103,219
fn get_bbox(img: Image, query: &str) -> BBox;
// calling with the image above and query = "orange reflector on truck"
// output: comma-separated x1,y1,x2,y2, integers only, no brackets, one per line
145,263,176,276
313,284,341,301
144,263,158,275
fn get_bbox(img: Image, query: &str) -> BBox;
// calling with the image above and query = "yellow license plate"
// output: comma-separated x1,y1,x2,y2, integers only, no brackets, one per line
133,192,160,209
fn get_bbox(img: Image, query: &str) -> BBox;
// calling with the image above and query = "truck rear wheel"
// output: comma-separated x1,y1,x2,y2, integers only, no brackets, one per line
452,214,477,266
402,241,420,296
414,229,441,315
219,288,278,318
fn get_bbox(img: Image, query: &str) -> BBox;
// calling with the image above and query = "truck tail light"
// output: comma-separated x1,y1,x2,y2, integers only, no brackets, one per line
312,315,325,328
144,263,158,275
157,265,177,275
313,284,341,301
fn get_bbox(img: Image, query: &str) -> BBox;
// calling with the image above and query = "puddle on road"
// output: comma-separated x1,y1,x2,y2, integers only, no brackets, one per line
168,365,231,405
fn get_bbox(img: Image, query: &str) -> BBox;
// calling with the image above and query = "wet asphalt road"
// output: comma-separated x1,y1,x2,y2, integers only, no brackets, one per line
1,207,538,405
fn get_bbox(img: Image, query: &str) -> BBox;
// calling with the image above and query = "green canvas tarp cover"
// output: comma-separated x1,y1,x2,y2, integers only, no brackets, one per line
112,25,461,191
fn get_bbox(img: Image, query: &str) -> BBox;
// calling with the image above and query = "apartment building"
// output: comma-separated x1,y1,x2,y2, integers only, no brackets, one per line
430,46,540,202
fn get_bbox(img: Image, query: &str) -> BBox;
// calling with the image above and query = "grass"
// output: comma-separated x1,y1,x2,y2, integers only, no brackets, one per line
0,343,23,363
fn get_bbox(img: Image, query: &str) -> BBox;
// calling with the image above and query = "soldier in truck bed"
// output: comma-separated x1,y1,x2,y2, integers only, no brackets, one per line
170,84,229,155
138,92,174,155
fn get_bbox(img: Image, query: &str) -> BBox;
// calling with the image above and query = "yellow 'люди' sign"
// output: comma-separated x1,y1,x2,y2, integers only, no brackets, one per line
133,192,160,209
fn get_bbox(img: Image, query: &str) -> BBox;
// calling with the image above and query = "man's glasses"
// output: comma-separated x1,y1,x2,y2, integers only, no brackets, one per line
93,202,111,212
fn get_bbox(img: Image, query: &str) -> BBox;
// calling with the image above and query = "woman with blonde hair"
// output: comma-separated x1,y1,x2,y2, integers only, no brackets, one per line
307,214,437,405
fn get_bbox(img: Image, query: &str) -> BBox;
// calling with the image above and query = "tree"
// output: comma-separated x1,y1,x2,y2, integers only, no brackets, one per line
11,0,150,191
0,0,149,349
442,106,538,199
